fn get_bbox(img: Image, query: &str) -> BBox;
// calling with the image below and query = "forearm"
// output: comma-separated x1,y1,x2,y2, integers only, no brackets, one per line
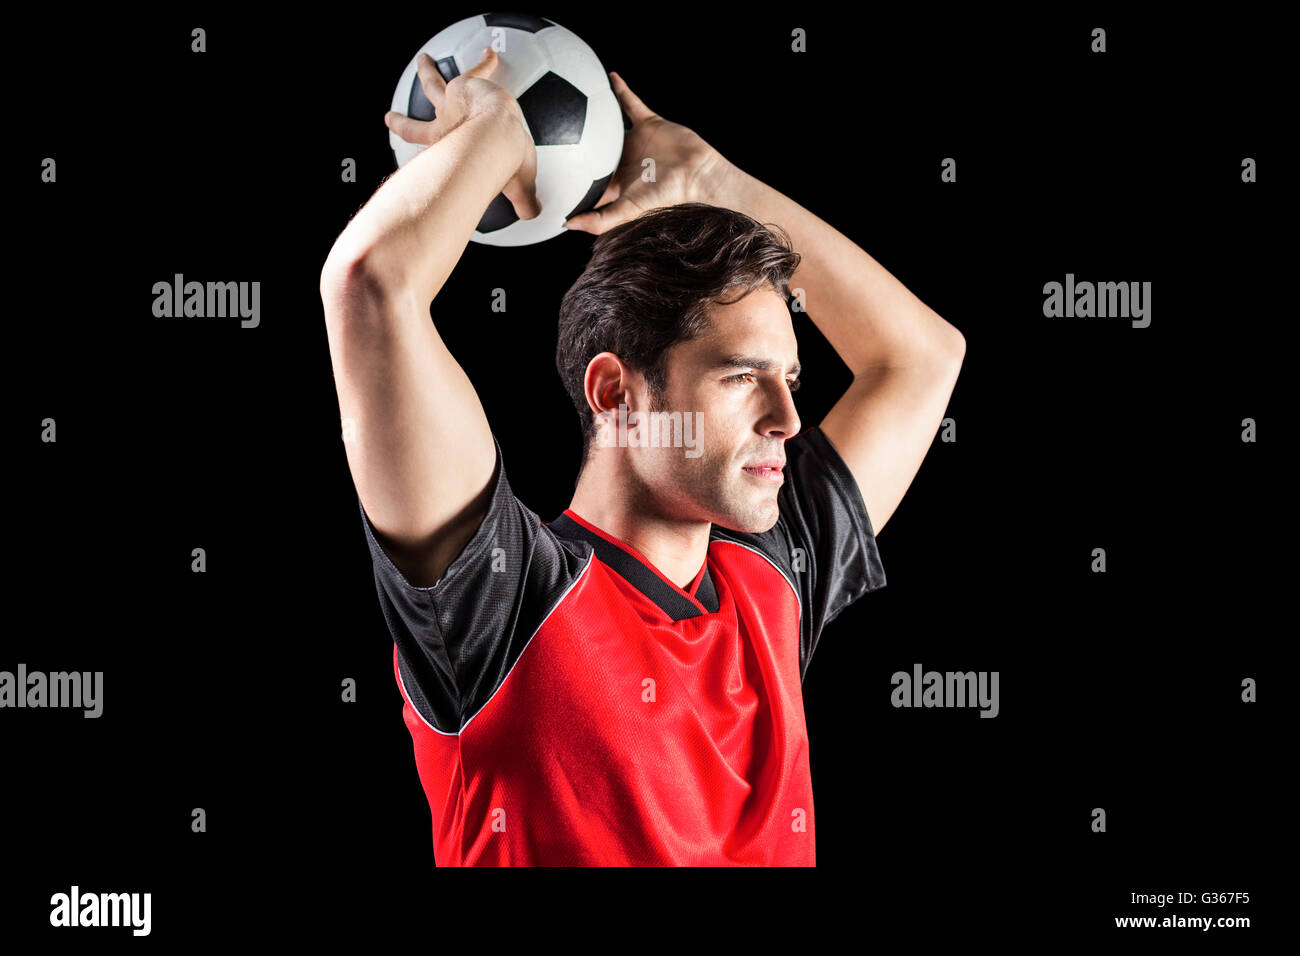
322,108,521,304
706,159,965,372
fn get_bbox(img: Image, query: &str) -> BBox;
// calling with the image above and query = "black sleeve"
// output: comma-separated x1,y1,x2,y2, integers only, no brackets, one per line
356,434,589,733
712,425,886,682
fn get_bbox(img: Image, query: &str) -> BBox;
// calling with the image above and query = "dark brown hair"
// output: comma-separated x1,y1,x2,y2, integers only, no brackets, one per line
556,202,801,464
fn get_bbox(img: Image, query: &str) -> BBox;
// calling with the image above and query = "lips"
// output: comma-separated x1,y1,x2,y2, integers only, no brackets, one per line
742,461,785,482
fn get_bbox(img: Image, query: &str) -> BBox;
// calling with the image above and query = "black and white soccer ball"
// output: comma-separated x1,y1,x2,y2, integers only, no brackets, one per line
388,12,627,246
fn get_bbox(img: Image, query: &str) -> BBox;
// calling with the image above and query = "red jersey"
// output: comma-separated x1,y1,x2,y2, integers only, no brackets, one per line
357,425,885,865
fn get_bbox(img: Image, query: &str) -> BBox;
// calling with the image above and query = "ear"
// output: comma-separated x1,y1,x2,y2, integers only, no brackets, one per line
584,352,630,436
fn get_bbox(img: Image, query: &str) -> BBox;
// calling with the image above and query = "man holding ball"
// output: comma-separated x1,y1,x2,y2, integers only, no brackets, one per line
320,47,965,865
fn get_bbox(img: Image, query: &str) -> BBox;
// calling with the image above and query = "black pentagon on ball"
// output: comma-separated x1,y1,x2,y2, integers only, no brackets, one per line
483,12,555,32
517,72,587,145
407,57,460,122
477,192,518,234
475,172,615,234
566,172,614,221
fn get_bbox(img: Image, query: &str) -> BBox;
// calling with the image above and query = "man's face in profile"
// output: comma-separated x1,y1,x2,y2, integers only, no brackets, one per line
627,285,802,534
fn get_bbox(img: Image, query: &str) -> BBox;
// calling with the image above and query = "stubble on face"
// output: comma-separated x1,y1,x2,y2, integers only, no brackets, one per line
633,387,782,534
620,287,796,535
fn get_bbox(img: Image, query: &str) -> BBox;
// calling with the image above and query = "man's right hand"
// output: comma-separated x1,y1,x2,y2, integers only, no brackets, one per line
385,47,540,222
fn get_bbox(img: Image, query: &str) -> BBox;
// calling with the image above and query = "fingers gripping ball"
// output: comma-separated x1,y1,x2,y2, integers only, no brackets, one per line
389,12,628,247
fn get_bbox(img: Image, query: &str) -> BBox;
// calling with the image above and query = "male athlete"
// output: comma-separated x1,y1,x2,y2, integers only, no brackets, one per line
319,49,965,865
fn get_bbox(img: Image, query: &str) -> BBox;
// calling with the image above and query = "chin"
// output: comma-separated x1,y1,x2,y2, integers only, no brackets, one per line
715,497,780,534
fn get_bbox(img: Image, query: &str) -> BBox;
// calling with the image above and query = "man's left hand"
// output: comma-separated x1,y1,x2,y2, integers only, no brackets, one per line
563,71,733,235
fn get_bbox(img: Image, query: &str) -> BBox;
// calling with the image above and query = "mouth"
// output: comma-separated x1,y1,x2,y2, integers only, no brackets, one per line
742,465,784,484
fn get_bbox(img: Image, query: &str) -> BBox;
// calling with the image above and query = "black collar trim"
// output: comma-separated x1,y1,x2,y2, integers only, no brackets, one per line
548,512,720,620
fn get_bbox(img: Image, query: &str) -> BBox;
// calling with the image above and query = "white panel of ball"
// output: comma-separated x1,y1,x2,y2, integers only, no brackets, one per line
387,15,624,246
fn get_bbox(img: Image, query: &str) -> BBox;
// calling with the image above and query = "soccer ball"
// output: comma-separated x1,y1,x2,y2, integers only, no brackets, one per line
388,12,628,246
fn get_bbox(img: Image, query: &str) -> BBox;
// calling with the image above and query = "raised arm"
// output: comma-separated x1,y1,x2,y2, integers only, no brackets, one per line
318,49,538,587
705,157,965,536
563,71,964,536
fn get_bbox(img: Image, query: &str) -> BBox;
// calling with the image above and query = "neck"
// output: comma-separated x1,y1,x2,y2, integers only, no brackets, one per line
568,450,711,590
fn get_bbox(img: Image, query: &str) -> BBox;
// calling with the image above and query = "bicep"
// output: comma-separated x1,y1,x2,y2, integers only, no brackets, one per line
818,348,964,535
322,268,496,586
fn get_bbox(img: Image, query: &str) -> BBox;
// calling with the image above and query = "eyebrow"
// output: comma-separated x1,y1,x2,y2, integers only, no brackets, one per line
708,355,802,377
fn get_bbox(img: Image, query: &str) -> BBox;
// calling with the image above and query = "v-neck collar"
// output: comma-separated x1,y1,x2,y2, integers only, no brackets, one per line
548,509,720,620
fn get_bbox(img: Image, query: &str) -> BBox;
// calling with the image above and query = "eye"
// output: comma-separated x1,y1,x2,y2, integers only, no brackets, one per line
725,372,801,392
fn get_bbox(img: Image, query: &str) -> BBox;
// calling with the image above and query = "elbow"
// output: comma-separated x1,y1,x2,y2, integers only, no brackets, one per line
320,224,401,300
909,309,966,369
937,322,966,367
950,331,967,366
320,243,372,304
320,249,400,328
320,254,365,328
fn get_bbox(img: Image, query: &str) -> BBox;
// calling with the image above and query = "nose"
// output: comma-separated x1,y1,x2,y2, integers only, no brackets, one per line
758,377,801,439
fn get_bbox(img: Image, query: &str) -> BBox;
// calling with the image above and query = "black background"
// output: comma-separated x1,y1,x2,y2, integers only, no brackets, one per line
10,5,1281,943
